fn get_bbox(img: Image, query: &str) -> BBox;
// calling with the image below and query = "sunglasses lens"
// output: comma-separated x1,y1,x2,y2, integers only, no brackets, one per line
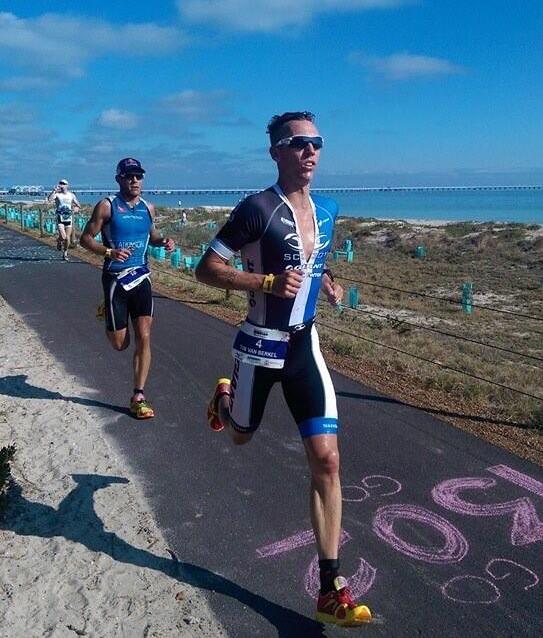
288,136,323,150
123,173,143,180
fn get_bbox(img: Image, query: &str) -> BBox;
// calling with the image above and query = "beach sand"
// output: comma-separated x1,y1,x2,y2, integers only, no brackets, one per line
0,296,226,637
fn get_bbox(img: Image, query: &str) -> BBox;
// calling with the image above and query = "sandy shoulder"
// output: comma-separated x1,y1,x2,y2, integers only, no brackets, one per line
0,296,226,638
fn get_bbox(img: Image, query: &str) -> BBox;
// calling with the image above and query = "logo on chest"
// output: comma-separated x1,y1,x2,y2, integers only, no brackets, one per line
284,232,303,251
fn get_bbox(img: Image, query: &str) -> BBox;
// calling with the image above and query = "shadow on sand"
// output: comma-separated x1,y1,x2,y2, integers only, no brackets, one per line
1,474,326,637
0,374,129,417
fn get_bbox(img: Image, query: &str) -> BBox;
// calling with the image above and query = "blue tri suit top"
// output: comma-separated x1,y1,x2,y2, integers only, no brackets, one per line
101,195,153,273
209,184,338,330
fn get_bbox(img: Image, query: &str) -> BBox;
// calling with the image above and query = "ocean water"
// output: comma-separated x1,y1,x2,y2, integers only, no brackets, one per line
8,188,543,224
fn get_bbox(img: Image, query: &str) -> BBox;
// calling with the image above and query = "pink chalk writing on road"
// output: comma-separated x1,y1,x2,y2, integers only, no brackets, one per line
305,556,376,600
486,558,539,591
304,534,376,600
256,529,377,600
256,529,351,559
487,464,543,499
372,504,469,564
441,558,539,604
432,477,543,546
441,576,501,605
343,474,402,503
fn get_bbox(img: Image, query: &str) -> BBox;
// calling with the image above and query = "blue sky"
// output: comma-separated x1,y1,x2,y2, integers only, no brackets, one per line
1,0,542,187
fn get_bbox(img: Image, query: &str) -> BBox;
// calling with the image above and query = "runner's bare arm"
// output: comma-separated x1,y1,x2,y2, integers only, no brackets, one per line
195,250,304,299
46,188,58,203
148,205,175,250
72,195,81,212
321,272,344,305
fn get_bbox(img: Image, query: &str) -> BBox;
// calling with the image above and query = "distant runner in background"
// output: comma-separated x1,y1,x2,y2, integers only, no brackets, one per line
196,111,372,626
47,179,80,261
80,158,175,419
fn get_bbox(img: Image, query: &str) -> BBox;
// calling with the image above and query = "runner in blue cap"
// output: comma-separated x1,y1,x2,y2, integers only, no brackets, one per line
196,112,372,626
80,158,175,419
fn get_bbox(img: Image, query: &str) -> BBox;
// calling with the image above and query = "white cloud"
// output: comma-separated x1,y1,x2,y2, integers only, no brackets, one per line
0,12,186,90
349,51,465,80
178,0,408,31
156,89,231,124
0,76,57,91
98,109,139,130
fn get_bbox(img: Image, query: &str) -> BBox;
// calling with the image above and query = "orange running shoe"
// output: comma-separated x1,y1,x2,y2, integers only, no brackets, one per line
130,399,155,420
316,576,372,626
207,378,230,431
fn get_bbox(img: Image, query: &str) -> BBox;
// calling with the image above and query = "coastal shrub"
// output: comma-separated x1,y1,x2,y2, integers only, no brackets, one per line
0,444,16,513
178,225,215,248
444,222,481,237
499,226,526,242
331,337,356,356
528,405,543,431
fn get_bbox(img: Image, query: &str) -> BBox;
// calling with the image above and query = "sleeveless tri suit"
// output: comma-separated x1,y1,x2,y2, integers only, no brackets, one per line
100,195,154,332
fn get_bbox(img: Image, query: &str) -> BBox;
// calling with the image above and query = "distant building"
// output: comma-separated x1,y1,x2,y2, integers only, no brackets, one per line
8,185,44,195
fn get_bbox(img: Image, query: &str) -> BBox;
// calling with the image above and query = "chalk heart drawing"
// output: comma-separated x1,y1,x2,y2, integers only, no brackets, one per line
431,477,543,546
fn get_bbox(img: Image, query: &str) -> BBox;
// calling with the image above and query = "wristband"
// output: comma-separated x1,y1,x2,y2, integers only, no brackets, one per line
323,267,334,282
104,248,112,258
262,273,275,294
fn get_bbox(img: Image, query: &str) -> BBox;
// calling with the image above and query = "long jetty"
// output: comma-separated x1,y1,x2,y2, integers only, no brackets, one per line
2,185,541,197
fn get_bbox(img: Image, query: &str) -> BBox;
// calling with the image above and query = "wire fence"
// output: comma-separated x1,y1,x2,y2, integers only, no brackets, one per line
335,274,543,322
316,319,543,402
2,203,541,406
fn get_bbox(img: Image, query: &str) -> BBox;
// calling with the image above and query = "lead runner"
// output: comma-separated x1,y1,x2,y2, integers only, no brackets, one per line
195,111,372,626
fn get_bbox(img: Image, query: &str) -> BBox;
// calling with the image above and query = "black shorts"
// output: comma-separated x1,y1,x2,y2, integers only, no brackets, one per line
229,322,338,439
57,216,72,226
101,271,154,332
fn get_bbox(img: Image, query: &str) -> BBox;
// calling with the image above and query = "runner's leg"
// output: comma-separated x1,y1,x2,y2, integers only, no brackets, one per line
282,325,341,561
216,360,276,445
62,223,71,259
107,328,130,350
64,224,71,252
57,222,66,251
102,271,130,350
303,434,342,560
132,315,153,400
127,278,154,403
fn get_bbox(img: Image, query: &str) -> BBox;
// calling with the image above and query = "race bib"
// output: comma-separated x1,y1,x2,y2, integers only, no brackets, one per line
232,322,290,369
116,266,150,291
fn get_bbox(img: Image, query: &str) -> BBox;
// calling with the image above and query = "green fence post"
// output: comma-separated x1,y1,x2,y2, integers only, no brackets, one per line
462,282,473,314
348,286,359,309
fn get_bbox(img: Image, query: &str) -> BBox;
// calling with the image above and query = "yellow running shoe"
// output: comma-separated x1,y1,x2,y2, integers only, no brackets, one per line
130,399,155,420
207,378,230,431
316,577,372,626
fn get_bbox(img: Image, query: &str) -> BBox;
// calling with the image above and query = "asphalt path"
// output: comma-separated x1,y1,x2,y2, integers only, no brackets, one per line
1,224,542,638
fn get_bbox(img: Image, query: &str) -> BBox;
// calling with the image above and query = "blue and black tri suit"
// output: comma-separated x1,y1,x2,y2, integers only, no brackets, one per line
209,184,340,438
101,195,154,332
